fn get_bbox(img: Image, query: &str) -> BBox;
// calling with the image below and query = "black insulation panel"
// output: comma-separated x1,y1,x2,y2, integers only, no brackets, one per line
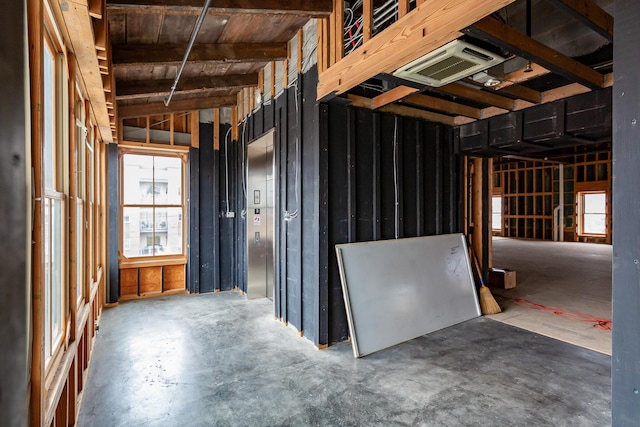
187,65,462,347
188,147,200,294
198,123,218,293
323,100,462,344
457,88,613,156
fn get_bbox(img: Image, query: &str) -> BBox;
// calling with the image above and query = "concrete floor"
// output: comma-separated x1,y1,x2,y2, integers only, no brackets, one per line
78,292,611,426
490,238,612,355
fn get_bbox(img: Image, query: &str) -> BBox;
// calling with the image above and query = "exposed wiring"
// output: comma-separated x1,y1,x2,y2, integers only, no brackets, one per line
359,82,385,93
224,127,231,216
393,116,400,239
283,81,300,222
240,119,247,219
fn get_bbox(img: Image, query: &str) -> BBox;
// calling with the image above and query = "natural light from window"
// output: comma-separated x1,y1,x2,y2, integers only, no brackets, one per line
492,196,502,231
581,192,606,235
122,153,184,257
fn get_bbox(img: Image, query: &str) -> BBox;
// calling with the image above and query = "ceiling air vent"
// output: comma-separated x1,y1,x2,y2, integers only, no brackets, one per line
393,40,505,87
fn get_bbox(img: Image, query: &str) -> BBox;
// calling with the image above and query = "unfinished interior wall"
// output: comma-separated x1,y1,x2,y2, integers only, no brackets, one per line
186,122,239,294
323,101,463,343
493,149,612,244
173,19,462,347
231,67,323,343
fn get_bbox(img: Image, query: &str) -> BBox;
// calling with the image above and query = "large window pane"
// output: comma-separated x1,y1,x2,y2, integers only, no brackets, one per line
154,156,182,205
43,45,55,190
51,199,63,349
492,196,502,231
164,207,183,255
123,154,154,205
76,202,84,301
122,153,185,259
44,199,51,358
583,192,606,235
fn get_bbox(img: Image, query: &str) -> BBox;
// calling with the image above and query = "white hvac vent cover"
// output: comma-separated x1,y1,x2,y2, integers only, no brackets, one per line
393,40,505,87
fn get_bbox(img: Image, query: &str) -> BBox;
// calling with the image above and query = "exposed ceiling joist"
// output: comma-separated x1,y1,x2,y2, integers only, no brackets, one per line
106,0,333,16
437,82,516,110
465,17,604,90
347,94,457,126
372,86,418,109
546,0,613,42
495,63,550,89
118,95,237,118
316,0,516,100
112,43,287,67
496,84,541,104
404,93,482,119
116,73,258,100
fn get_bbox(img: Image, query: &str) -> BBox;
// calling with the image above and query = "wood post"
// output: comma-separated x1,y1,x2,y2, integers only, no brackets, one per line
28,0,45,424
214,108,222,149
363,0,373,42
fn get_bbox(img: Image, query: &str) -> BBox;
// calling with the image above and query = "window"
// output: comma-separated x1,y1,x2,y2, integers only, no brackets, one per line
75,99,85,304
492,196,502,231
121,153,185,258
579,191,606,235
43,35,66,365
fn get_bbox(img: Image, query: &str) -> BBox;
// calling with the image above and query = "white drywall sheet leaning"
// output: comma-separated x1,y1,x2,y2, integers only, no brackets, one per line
336,234,481,358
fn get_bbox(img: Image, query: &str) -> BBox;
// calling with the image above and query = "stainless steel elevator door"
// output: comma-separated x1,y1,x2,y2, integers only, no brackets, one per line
247,130,275,300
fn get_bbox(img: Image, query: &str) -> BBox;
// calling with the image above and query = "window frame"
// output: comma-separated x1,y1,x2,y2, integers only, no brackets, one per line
577,190,607,237
118,149,188,266
491,195,502,232
42,21,68,374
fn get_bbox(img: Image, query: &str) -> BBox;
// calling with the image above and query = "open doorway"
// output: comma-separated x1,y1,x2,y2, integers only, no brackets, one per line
487,150,612,355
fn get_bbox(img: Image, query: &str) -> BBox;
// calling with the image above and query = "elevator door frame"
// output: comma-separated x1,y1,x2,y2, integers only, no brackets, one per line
246,129,276,301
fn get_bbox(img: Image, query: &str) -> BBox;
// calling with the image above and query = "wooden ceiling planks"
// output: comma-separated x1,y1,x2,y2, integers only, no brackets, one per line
217,14,309,43
193,14,229,43
123,12,163,43
118,95,238,118
106,0,332,16
108,0,324,120
157,14,198,44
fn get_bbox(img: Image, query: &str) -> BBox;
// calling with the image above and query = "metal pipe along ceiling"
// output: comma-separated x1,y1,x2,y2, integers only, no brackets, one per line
164,0,213,106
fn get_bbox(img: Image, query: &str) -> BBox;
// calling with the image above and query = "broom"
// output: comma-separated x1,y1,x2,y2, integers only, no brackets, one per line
470,249,502,315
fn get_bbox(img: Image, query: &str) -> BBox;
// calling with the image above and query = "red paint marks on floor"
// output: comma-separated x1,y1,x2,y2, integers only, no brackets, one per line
513,298,612,331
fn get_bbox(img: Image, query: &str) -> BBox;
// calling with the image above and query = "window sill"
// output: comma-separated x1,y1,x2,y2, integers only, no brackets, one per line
119,255,187,269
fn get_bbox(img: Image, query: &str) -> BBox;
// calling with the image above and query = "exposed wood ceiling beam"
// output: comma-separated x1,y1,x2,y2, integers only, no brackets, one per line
495,63,550,89
116,73,258,100
112,43,287,67
477,83,593,119
316,0,516,100
60,0,113,142
495,84,541,104
118,95,237,118
546,0,613,41
437,82,516,110
371,86,418,109
465,17,604,89
403,93,482,119
106,0,332,17
347,94,457,126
